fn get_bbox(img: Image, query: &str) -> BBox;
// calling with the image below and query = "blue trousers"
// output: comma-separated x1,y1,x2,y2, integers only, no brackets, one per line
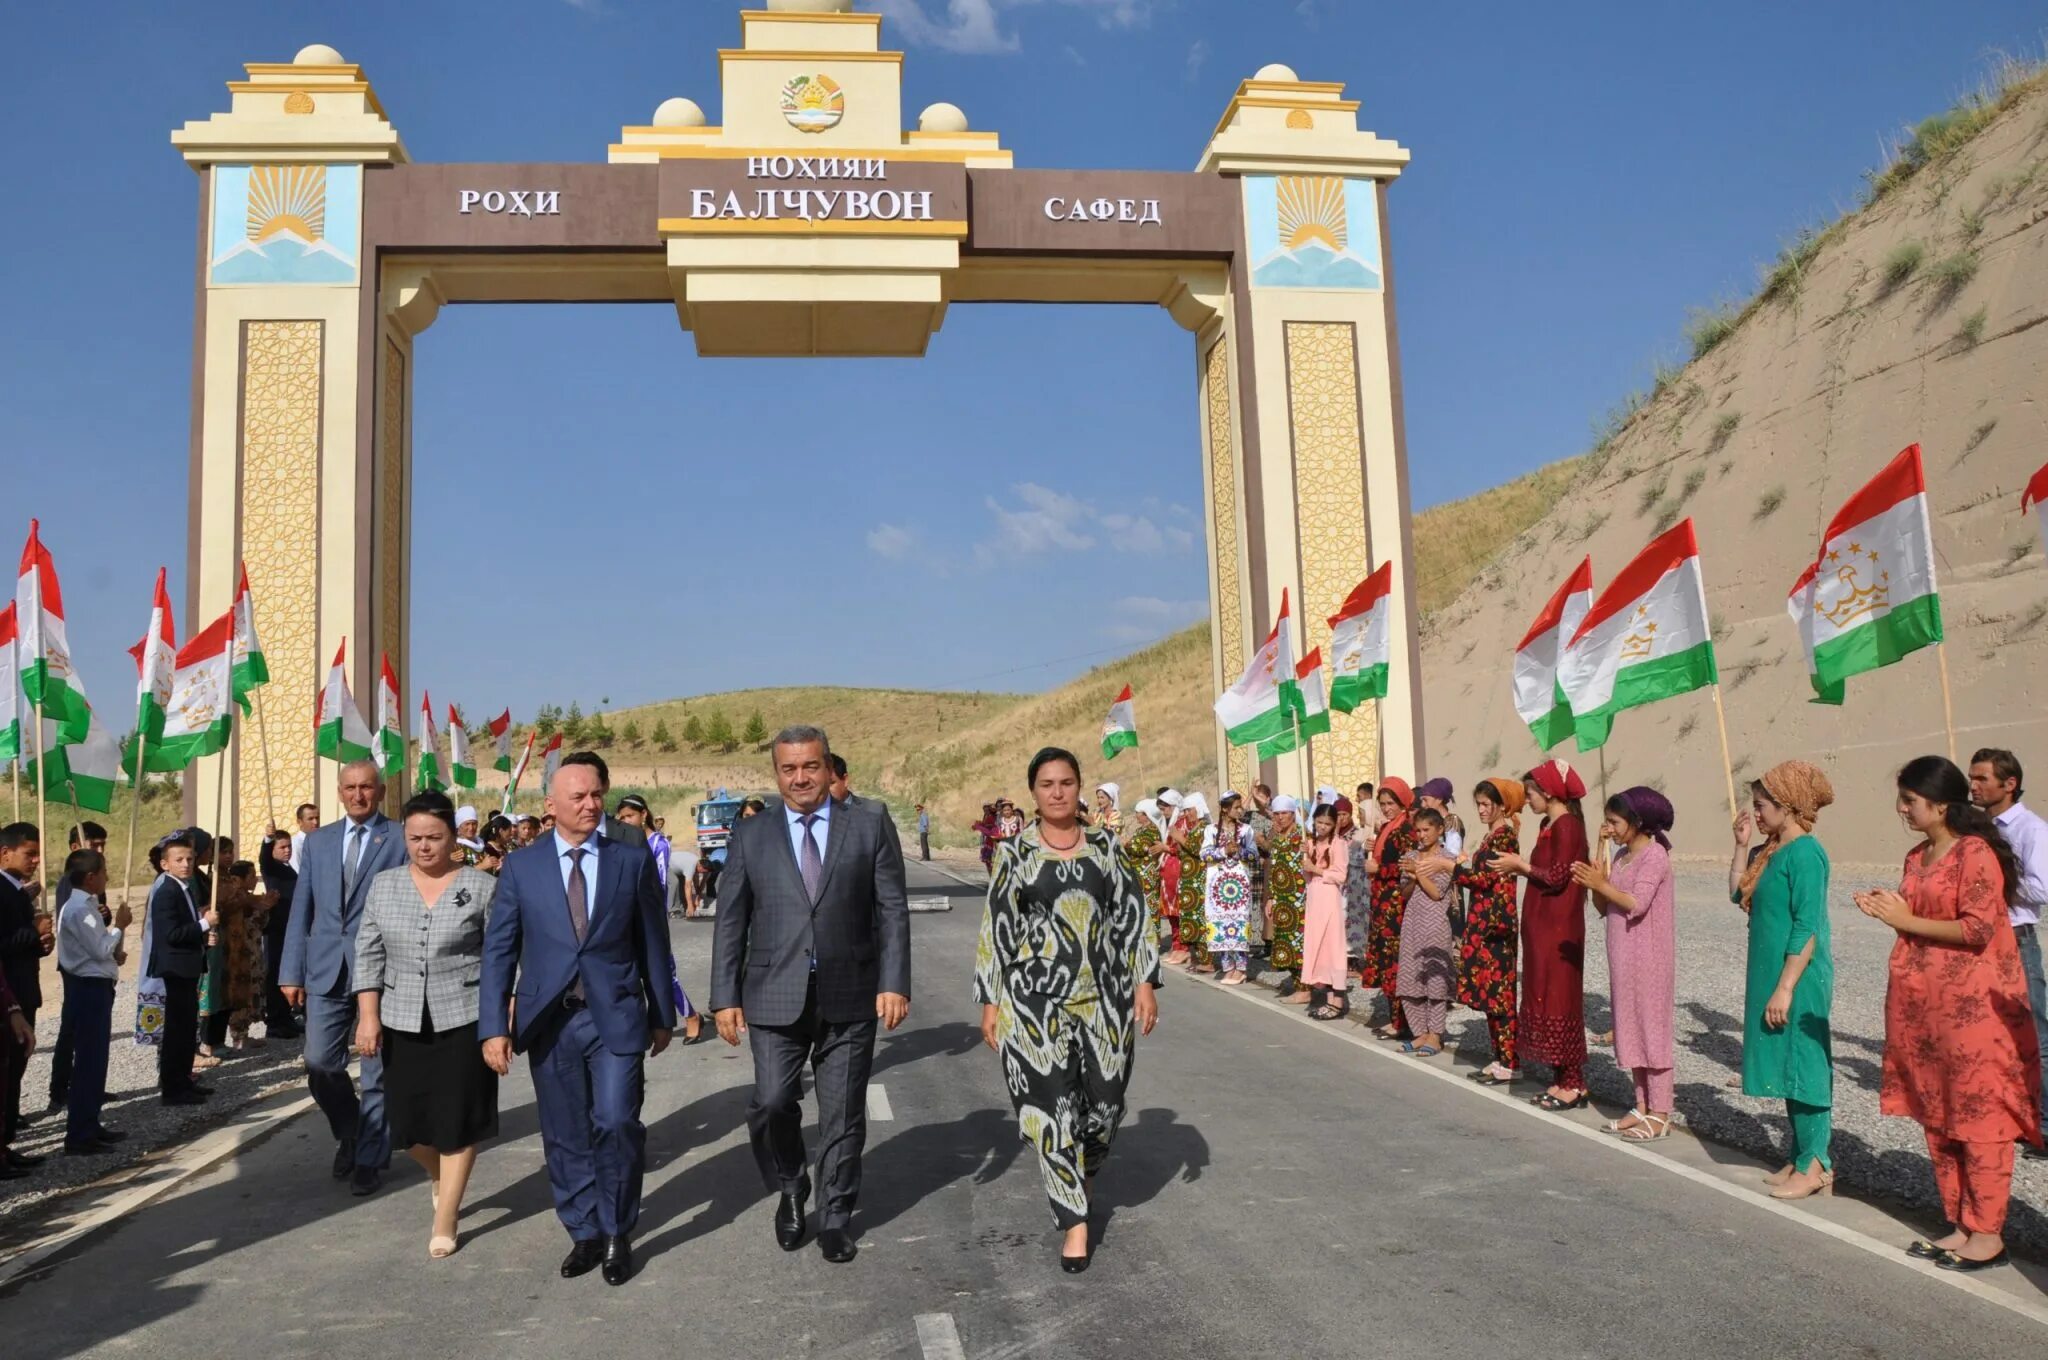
61,975,113,1147
303,983,389,1169
529,1005,646,1241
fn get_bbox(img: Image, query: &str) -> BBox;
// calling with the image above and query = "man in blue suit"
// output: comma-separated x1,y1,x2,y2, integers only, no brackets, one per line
279,758,407,1195
482,752,676,1286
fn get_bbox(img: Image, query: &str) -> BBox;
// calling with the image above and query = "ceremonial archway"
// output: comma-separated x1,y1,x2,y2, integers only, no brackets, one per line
170,0,1425,823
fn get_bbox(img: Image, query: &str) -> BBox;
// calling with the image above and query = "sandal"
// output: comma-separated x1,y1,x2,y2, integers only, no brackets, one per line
1372,1024,1406,1042
1620,1113,1673,1141
1604,1108,1649,1135
1532,1090,1589,1112
1405,1044,1441,1057
1469,1066,1516,1086
429,1234,458,1259
1307,1003,1347,1021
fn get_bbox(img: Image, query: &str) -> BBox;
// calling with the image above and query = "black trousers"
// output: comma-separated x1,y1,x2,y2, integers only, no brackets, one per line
263,920,295,1027
745,981,878,1230
159,976,200,1098
1,1003,31,1141
50,970,74,1103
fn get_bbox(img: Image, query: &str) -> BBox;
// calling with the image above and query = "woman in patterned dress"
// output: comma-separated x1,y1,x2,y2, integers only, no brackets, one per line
1362,778,1417,1039
1456,777,1523,1084
1174,797,1210,970
1394,808,1458,1055
1203,794,1258,983
1093,783,1122,837
1856,756,2043,1271
1492,759,1591,1112
977,747,1160,1274
1266,799,1307,983
1125,798,1166,940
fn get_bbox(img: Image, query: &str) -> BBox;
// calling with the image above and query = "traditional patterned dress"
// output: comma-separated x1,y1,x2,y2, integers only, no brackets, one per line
1455,819,1521,1068
1518,813,1590,1087
1201,824,1256,966
1266,824,1306,973
1362,817,1418,1003
1125,819,1164,933
1344,836,1373,962
1396,852,1457,1035
975,824,1161,1229
1175,823,1209,968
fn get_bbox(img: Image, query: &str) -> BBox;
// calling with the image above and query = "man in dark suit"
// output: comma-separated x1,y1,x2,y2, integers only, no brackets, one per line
148,836,215,1105
0,823,48,1162
0,965,36,1179
279,759,407,1194
711,725,910,1264
481,753,676,1286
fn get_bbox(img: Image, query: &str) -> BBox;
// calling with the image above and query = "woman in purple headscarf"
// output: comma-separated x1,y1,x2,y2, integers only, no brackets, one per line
1572,786,1678,1140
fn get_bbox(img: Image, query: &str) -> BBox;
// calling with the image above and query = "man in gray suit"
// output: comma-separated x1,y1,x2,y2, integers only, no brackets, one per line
711,725,909,1264
280,758,407,1195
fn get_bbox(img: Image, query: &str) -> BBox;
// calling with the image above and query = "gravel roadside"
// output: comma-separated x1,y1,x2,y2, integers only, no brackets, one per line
2,955,307,1232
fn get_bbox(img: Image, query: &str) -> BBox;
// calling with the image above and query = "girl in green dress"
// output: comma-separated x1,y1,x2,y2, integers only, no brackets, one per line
1730,759,1837,1200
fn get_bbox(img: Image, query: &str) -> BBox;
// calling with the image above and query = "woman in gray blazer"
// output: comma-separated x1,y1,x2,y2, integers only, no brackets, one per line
355,790,499,1259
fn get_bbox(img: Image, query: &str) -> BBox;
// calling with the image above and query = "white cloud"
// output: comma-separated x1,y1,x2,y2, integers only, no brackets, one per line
976,483,1197,565
866,523,915,560
1185,37,1209,81
871,0,1159,55
1100,594,1207,642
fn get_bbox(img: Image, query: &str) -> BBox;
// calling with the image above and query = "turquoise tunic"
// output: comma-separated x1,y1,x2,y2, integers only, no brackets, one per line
1739,835,1834,1106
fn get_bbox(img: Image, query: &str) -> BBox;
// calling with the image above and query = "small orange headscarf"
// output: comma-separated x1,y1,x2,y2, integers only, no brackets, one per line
1372,777,1415,860
1480,775,1526,832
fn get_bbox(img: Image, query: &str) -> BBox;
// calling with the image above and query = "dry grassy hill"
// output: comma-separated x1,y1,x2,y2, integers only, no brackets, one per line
1421,64,2048,865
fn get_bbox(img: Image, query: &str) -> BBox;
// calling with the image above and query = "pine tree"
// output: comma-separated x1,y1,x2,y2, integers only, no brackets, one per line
562,701,586,743
535,703,561,738
585,714,614,748
682,714,705,748
742,710,767,746
652,719,676,752
706,710,736,752
621,719,643,746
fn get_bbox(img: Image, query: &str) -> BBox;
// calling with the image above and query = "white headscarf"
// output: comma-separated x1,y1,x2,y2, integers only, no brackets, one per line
1159,788,1184,809
1134,797,1163,831
1272,794,1300,815
1314,786,1338,811
1183,792,1212,823
1095,782,1121,809
455,805,479,828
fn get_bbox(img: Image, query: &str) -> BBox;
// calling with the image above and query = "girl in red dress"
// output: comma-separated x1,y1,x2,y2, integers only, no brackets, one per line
1361,778,1417,1039
1855,756,2043,1272
1494,759,1590,1111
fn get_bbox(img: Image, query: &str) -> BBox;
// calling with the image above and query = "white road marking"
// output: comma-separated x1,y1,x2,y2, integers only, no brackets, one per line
915,1313,967,1360
868,1083,895,1122
1182,967,2048,1330
908,896,954,913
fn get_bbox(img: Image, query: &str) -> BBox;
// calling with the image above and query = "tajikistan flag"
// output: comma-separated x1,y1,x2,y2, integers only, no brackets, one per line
231,563,269,713
29,710,121,813
139,607,235,772
488,709,513,773
0,604,18,764
375,653,404,776
1513,556,1593,750
539,732,564,792
1259,648,1332,758
1214,590,1296,748
416,691,445,791
16,520,90,743
316,641,374,762
1789,444,1942,705
502,729,537,811
2022,458,2048,568
123,569,178,775
449,705,478,789
1101,685,1138,760
1326,564,1392,713
1559,520,1717,751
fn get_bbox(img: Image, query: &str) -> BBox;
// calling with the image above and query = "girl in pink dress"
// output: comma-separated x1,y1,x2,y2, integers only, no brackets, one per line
1302,804,1351,1020
1573,786,1678,1140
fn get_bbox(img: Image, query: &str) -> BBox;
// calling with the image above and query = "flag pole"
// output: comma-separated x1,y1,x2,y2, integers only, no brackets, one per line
213,726,231,855
253,687,279,833
29,706,49,899
1596,744,1610,870
1936,643,1958,764
121,728,151,908
1710,685,1739,829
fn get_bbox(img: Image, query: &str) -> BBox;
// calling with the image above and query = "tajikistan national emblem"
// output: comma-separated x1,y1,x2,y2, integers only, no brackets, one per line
781,74,845,133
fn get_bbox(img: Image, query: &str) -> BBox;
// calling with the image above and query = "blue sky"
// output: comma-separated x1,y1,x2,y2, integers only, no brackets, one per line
4,0,2043,723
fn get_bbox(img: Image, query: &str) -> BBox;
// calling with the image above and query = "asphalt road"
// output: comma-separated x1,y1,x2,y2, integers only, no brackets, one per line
4,859,2043,1359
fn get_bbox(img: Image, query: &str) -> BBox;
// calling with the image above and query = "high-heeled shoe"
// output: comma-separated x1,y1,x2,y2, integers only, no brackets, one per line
1768,1168,1833,1200
1762,1163,1795,1187
429,1234,458,1259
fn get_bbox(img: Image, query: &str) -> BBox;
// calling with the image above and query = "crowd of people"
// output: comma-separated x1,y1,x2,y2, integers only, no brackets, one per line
1042,747,2046,1273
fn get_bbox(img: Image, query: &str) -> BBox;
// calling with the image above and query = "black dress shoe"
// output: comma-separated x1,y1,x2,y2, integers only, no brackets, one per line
162,1090,207,1106
350,1164,382,1197
560,1239,605,1278
4,1149,45,1169
775,1179,811,1251
601,1235,633,1286
818,1227,857,1264
1905,1238,1947,1260
0,1160,27,1180
92,1128,129,1144
187,1085,215,1099
1935,1248,2010,1272
62,1140,114,1157
331,1137,357,1180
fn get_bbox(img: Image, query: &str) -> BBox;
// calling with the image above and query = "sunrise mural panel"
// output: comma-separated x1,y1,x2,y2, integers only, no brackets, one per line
1243,174,1382,291
208,163,362,286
